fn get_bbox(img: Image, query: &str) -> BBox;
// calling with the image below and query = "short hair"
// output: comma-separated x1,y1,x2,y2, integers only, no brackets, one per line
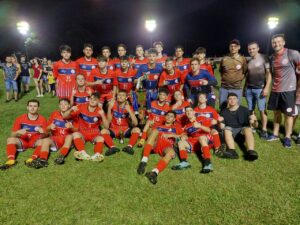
227,92,238,99
118,89,128,95
190,57,200,64
27,99,40,106
83,43,93,50
153,41,164,48
59,45,71,53
97,55,108,62
120,55,129,61
147,48,158,55
197,92,207,98
184,105,193,110
165,57,173,63
272,33,285,40
59,98,71,104
248,42,259,47
76,73,85,78
229,39,240,46
158,87,169,95
195,47,206,54
136,44,144,49
117,43,127,51
175,45,184,51
101,46,111,52
91,92,100,99
166,110,177,117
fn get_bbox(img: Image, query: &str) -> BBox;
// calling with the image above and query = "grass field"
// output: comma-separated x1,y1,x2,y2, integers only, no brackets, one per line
0,69,300,225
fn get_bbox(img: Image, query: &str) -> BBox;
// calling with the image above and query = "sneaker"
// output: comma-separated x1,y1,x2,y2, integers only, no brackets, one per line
24,158,35,168
137,139,145,148
54,154,65,165
32,158,49,169
283,137,292,148
122,146,134,155
37,95,41,97
90,153,104,162
105,147,120,156
0,159,17,170
220,149,239,159
74,151,91,160
145,171,158,185
267,134,279,142
247,150,258,161
296,137,300,145
261,130,269,140
201,161,213,174
171,161,191,170
137,162,147,175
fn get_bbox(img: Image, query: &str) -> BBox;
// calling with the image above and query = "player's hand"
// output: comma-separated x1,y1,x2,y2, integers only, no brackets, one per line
193,121,202,128
218,116,224,122
38,127,45,134
72,89,77,95
17,128,29,136
161,133,173,139
180,135,188,141
262,88,269,97
71,105,78,112
65,122,73,129
98,109,105,116
249,114,257,121
200,79,208,85
124,101,131,111
95,80,103,85
187,99,193,103
50,123,56,130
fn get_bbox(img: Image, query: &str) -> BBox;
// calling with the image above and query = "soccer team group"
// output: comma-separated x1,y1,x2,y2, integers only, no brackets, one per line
1,34,300,184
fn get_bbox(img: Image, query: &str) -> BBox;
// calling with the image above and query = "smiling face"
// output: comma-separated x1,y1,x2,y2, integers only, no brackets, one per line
248,43,259,57
59,100,70,112
271,36,285,53
229,43,240,55
165,112,176,124
117,91,127,103
185,107,195,119
61,50,71,60
175,48,184,58
76,74,85,87
83,47,93,58
136,46,144,57
89,95,99,107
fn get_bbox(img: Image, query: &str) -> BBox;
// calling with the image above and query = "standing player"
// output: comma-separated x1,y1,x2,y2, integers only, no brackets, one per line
114,44,128,70
137,111,183,184
132,45,148,71
153,41,168,67
76,43,98,81
63,92,111,161
70,74,93,106
53,45,78,99
101,46,115,71
0,99,47,170
194,47,214,75
103,90,141,155
174,45,190,79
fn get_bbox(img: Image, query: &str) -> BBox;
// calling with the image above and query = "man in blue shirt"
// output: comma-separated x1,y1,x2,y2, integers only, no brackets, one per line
1,56,19,102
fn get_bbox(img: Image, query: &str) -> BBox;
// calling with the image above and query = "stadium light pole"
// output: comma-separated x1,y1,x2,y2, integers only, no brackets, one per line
145,20,156,47
16,21,30,57
266,17,279,55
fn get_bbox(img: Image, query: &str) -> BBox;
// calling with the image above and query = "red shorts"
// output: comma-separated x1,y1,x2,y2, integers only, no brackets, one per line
100,92,114,104
187,134,213,153
81,131,102,143
109,126,131,138
18,136,40,151
50,136,67,151
153,137,174,157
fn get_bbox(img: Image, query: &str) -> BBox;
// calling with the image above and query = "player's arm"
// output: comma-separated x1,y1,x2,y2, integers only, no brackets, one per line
62,105,78,119
14,64,21,80
99,109,109,129
262,68,272,97
125,103,138,126
184,78,192,103
70,89,76,106
249,114,258,128
37,66,43,80
106,100,114,124
193,121,211,133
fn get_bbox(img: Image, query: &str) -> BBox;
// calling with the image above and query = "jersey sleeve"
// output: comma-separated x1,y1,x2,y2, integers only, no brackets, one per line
53,62,58,79
12,117,21,132
158,72,165,87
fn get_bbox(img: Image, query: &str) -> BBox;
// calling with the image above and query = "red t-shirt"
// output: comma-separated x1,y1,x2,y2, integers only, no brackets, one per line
115,68,136,93
72,86,92,105
149,101,171,125
158,69,184,95
183,117,211,138
48,110,77,136
76,57,98,80
91,69,117,94
32,64,42,79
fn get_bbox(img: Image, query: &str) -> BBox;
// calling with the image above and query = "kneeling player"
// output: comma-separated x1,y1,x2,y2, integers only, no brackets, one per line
102,90,140,155
137,111,183,184
0,99,47,170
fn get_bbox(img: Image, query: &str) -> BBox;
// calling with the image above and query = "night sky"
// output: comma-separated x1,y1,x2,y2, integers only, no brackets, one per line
0,0,299,60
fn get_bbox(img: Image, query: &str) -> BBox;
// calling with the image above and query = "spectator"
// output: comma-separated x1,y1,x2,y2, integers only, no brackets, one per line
1,56,19,102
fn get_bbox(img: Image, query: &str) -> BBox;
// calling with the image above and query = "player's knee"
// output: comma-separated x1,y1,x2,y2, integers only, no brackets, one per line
132,127,140,133
211,129,218,135
72,132,81,139
100,129,109,135
7,137,18,144
95,136,104,142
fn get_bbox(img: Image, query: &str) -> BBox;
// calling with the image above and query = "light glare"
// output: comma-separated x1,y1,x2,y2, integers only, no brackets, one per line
17,21,30,35
145,20,156,32
267,17,279,30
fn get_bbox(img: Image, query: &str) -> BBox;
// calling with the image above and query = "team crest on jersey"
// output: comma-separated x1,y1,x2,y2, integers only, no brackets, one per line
86,97,89,101
282,58,289,65
175,79,179,83
71,69,75,74
183,65,187,70
34,126,40,131
168,128,173,132
128,78,132,82
106,79,111,84
93,117,98,122
161,111,165,115
110,66,114,70
236,64,241,70
92,65,96,69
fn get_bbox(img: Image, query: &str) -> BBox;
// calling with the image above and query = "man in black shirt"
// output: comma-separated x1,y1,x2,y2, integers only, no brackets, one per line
19,55,31,94
219,93,258,161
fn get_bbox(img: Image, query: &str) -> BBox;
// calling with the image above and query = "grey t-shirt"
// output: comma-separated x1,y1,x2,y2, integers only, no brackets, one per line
246,54,270,88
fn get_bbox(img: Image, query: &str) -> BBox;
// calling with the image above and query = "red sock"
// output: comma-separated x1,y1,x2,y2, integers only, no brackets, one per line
31,145,41,159
60,147,69,156
143,143,153,157
213,133,221,149
74,138,85,151
156,159,167,173
141,131,147,140
128,132,139,147
202,146,211,159
179,149,188,161
6,144,17,160
40,151,49,160
102,134,114,148
94,141,104,154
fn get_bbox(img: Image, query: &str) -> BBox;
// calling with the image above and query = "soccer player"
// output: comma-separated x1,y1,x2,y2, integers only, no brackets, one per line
103,90,141,155
70,74,93,106
76,43,98,81
135,48,163,110
171,90,190,125
90,56,117,107
138,88,170,147
114,44,128,70
132,45,148,70
184,58,217,107
0,99,47,170
63,92,111,161
115,56,139,113
219,39,247,109
245,42,272,139
153,41,168,67
25,98,77,168
174,45,190,79
267,34,300,148
219,93,259,160
194,47,214,75
172,106,214,173
53,45,78,99
101,46,115,71
137,111,183,184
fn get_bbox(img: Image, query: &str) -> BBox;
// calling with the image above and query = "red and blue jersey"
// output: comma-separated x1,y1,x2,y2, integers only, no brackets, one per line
158,69,184,95
48,110,76,136
135,64,163,90
194,105,219,121
91,69,117,94
171,101,190,124
107,59,115,71
110,102,133,128
156,55,168,67
183,117,211,138
76,57,98,80
72,86,92,105
174,58,190,78
149,101,170,125
115,68,136,93
132,58,148,71
200,63,214,76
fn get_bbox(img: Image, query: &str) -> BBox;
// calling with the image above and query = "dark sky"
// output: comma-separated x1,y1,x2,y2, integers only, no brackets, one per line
0,0,299,60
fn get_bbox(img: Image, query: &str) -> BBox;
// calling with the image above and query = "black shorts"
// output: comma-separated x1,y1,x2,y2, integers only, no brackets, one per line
50,83,56,91
267,91,296,116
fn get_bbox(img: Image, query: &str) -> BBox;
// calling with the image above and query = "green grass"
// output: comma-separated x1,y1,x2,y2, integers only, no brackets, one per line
0,69,300,225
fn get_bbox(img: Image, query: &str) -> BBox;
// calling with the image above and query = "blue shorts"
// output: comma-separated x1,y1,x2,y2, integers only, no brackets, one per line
246,88,266,111
21,76,30,85
5,80,18,92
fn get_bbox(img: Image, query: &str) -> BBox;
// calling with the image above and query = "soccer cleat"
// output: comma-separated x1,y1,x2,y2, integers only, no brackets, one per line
267,134,279,142
137,139,145,148
219,149,239,159
54,154,65,165
0,159,17,170
171,161,191,170
32,158,49,169
90,153,104,162
283,137,292,149
260,130,269,140
201,162,213,174
296,137,300,145
145,171,158,185
24,158,35,168
137,162,147,174
247,150,258,161
122,146,134,155
105,147,120,156
74,151,91,160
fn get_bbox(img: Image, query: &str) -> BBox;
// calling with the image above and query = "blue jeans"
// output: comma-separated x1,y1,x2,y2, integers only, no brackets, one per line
219,87,242,109
246,88,266,111
5,80,18,92
21,76,30,85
